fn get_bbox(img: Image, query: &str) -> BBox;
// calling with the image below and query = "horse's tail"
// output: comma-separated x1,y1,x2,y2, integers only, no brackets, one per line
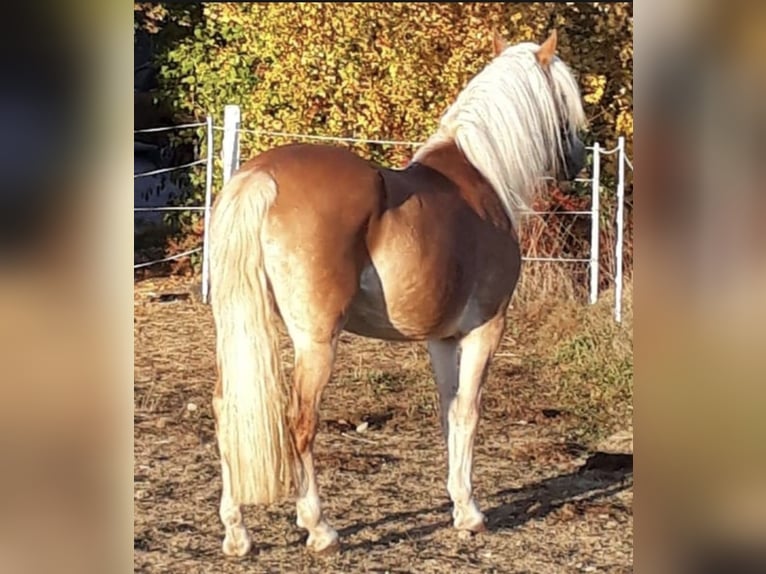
209,170,293,505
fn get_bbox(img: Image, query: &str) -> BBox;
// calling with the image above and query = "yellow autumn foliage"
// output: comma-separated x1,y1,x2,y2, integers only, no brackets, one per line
136,2,633,280
152,2,633,172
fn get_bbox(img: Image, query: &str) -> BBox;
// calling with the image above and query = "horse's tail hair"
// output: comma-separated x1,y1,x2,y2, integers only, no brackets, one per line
209,169,293,505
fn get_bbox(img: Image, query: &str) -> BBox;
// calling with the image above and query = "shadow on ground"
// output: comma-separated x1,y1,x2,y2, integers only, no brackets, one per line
256,456,633,553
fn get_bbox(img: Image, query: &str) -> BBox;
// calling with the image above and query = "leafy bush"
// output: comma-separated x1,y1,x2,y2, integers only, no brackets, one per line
137,3,633,277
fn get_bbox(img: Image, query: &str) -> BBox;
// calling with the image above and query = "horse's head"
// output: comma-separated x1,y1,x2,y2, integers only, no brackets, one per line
414,28,589,228
537,30,587,182
558,115,587,182
493,29,588,183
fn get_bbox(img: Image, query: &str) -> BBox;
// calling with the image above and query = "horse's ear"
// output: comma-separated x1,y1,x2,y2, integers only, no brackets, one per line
536,29,558,67
492,29,508,56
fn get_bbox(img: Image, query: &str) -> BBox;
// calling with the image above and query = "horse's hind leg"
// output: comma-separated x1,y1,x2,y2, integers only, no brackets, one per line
288,333,341,553
264,240,360,553
446,312,506,533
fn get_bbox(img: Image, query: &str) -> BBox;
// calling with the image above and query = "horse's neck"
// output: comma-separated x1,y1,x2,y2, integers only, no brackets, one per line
410,141,514,234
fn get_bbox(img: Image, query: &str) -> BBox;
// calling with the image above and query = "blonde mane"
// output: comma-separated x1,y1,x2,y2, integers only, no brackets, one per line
412,41,587,230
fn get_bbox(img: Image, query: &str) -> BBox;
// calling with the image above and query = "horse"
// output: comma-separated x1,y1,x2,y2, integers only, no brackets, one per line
208,29,587,557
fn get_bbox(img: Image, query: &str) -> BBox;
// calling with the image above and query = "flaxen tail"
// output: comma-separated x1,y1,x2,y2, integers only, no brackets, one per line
209,170,293,505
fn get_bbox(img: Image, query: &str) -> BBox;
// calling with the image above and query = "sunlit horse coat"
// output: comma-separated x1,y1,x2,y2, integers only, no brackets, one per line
208,30,587,557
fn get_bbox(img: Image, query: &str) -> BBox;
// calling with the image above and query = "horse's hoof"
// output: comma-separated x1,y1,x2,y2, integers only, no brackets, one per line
222,528,252,558
454,510,487,534
313,539,341,556
306,527,340,555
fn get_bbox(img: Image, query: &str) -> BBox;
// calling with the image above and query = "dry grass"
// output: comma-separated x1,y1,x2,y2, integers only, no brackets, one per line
134,272,633,573
513,271,633,446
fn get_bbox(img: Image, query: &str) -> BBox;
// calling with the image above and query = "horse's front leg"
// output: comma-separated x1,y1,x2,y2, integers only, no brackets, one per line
446,312,506,532
427,337,459,441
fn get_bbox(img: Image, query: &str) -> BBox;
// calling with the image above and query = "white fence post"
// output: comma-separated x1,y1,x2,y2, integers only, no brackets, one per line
589,143,601,305
614,136,626,323
201,115,214,304
222,104,241,185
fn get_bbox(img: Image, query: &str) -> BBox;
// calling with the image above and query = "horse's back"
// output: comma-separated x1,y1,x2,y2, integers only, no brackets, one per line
243,143,384,218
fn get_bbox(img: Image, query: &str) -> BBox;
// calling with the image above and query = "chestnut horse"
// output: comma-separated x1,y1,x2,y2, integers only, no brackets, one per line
208,30,587,557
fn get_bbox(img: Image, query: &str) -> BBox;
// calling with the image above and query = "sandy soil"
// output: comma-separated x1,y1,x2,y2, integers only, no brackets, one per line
134,276,632,573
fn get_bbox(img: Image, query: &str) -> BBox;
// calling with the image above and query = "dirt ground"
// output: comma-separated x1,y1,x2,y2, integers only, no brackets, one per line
134,275,633,573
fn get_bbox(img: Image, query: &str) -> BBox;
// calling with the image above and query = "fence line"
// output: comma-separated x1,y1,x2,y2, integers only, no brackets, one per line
134,158,206,179
134,109,633,321
134,121,206,134
236,126,619,157
523,257,591,263
596,144,621,155
222,105,241,185
589,143,601,304
201,115,215,304
134,247,202,269
225,107,611,306
520,210,593,216
134,206,206,212
540,176,592,184
134,118,211,271
148,121,630,162
238,126,425,147
614,136,627,323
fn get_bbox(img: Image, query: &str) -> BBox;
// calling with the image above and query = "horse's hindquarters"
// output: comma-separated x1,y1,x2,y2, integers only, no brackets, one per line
244,142,521,343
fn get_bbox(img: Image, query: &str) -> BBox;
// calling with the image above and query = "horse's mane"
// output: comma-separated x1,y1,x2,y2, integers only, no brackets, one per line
412,41,587,230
